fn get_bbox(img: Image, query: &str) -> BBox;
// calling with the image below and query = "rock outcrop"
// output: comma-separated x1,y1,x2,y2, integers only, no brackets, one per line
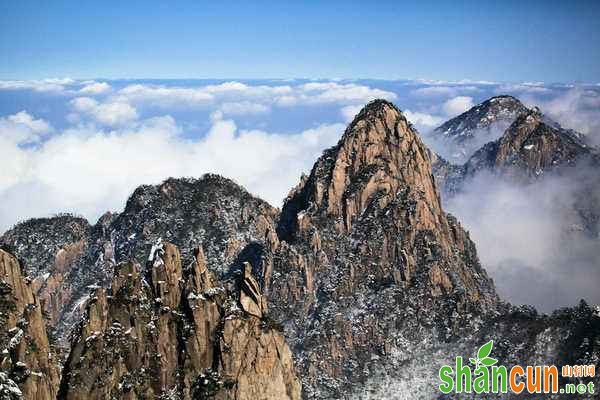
0,176,280,345
0,216,91,332
462,107,595,180
57,241,300,400
431,95,528,162
432,104,600,239
110,175,279,274
0,249,60,399
268,100,498,397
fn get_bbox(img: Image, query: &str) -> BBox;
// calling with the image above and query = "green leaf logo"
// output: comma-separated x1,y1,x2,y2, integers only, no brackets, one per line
481,357,498,366
478,340,493,359
470,340,496,369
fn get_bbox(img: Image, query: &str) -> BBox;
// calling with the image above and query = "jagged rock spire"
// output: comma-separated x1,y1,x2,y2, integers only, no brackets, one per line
58,242,301,400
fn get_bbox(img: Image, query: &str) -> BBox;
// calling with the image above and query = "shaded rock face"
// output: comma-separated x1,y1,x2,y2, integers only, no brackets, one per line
433,104,597,193
0,249,60,400
58,242,301,400
268,100,498,397
0,216,91,330
110,175,279,274
351,301,600,399
463,108,595,181
431,95,528,162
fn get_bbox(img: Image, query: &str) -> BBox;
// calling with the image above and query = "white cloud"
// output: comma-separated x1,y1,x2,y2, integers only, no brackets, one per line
297,82,396,104
522,88,600,145
411,85,480,98
495,83,551,94
0,113,344,232
412,86,456,97
412,79,497,86
0,111,52,144
115,84,215,107
112,81,395,110
219,101,270,116
403,110,443,128
0,78,76,93
71,97,138,126
0,111,53,192
340,105,363,122
79,82,111,95
442,96,474,117
7,111,51,136
446,170,600,311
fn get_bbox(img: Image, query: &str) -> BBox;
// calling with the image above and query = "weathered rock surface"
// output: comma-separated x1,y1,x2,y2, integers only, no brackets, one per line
0,249,60,399
0,216,91,331
431,95,528,163
0,175,280,346
433,104,600,239
57,241,300,400
267,100,498,397
462,107,595,180
110,175,279,273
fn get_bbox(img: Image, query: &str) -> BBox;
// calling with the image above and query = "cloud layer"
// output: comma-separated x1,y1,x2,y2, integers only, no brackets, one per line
445,171,600,311
0,111,344,232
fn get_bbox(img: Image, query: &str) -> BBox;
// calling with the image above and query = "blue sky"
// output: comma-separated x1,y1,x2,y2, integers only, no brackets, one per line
1,1,599,82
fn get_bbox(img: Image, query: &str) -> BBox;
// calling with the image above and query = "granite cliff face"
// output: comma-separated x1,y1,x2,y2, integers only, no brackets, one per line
0,176,280,346
0,249,60,399
267,100,498,397
58,241,300,400
0,217,91,331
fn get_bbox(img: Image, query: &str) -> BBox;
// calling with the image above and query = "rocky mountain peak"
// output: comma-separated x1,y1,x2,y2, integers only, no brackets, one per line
430,94,529,162
434,95,528,140
0,216,91,332
0,215,91,279
464,106,594,180
269,100,499,397
279,98,442,239
111,174,279,275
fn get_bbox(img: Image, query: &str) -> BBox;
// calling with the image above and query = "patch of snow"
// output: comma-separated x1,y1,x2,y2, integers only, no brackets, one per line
8,329,23,350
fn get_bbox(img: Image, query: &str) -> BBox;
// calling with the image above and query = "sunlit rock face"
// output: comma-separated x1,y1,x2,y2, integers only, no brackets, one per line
58,242,301,400
0,249,61,400
266,100,499,397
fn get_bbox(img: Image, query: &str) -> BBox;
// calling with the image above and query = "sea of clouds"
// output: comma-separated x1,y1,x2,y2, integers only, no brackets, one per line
1,77,599,310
